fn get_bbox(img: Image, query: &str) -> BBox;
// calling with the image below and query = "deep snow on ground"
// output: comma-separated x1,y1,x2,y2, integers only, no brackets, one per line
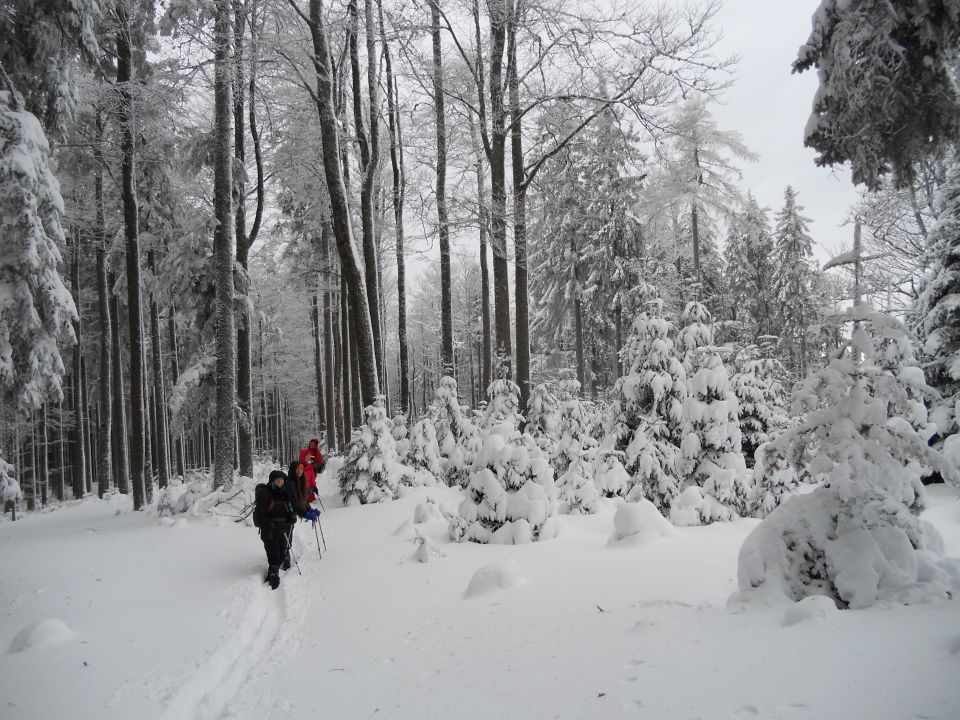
1,470,959,720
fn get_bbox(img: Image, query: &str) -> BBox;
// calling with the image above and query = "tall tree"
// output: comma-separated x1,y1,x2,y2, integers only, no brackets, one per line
212,0,236,489
772,186,818,378
430,0,454,376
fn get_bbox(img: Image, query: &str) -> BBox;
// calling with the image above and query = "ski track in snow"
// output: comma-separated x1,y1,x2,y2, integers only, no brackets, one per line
156,554,312,720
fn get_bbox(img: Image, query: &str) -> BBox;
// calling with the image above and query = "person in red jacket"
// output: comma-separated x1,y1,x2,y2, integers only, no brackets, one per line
298,438,325,496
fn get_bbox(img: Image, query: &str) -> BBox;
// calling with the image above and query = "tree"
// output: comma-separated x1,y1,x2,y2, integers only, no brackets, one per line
676,301,749,521
0,84,77,414
338,399,407,504
915,161,960,440
729,341,790,469
794,0,960,188
724,194,775,340
645,95,753,293
211,0,236,490
772,186,818,378
738,305,959,608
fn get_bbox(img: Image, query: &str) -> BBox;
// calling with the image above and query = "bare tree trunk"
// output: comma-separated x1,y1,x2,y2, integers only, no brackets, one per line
306,0,379,406
212,0,237,489
428,0,454,376
108,278,129,494
70,234,86,500
507,1,529,409
94,107,112,497
322,224,337,452
312,292,326,440
379,0,409,413
148,263,169,489
81,358,94,493
39,406,49,505
468,114,492,393
340,274,353,435
116,0,146,508
488,0,511,375
167,310,185,478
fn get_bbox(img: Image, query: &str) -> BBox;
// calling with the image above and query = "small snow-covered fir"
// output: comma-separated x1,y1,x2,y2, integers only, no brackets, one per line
676,301,750,520
338,399,410,504
738,304,960,607
431,376,480,488
452,380,557,544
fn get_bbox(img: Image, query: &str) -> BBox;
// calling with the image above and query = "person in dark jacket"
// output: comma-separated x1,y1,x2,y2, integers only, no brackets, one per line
287,460,316,510
253,470,317,589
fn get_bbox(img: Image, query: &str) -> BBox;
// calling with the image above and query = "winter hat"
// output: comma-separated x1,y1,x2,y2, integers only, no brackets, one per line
269,470,287,483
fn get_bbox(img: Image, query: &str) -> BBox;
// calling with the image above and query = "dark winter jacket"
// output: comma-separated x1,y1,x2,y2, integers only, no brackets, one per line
253,480,297,535
287,461,314,513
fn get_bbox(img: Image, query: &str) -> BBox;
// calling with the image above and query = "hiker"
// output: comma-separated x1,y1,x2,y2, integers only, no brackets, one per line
254,470,319,589
287,459,317,507
299,438,325,492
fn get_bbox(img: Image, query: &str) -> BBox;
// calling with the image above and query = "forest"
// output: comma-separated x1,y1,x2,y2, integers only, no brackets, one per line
2,0,960,598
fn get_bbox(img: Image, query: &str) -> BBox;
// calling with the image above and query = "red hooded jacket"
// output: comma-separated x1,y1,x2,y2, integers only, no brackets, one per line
299,439,324,490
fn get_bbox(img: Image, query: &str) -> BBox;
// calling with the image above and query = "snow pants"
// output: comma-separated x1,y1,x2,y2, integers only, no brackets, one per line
260,523,292,568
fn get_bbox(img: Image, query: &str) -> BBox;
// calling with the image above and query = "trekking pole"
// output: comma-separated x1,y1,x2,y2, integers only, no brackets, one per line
284,528,302,576
315,518,327,552
312,520,323,559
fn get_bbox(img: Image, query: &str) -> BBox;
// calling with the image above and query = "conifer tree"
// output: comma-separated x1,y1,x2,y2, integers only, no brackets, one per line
915,162,960,440
724,194,775,339
0,85,77,414
676,301,750,520
772,186,818,378
339,398,408,504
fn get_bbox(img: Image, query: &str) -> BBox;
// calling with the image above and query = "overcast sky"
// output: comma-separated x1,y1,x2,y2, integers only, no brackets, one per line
711,0,859,264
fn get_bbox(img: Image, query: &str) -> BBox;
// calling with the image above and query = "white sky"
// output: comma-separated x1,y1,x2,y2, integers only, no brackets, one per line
711,0,859,264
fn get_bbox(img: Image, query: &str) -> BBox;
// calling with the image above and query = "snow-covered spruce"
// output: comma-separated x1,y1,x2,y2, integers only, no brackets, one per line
675,301,750,521
338,399,410,504
451,380,558,544
730,341,790,469
405,415,442,478
525,383,560,459
556,450,599,514
610,284,685,507
431,376,480,488
554,370,597,478
591,446,631,498
391,414,410,459
915,160,960,444
0,88,77,413
1,454,22,514
737,305,960,608
751,442,800,518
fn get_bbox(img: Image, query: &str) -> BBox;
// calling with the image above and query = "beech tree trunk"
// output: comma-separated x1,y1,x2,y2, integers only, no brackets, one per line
322,224,337,452
212,0,237,489
306,0,380,407
430,0,454,376
108,277,129,494
468,114,492,393
488,0,511,375
378,0,409,414
71,236,86,500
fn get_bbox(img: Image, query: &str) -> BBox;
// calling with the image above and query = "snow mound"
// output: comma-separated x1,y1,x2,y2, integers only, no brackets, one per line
413,498,443,524
464,559,523,598
781,595,839,627
669,485,734,526
7,619,77,653
609,501,676,545
411,530,446,563
943,433,960,471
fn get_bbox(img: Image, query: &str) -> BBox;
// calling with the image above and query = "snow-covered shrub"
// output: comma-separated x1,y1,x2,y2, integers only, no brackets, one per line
737,305,960,608
452,380,557,543
431,376,480,487
526,383,559,443
391,415,410,458
483,377,522,426
610,500,676,544
669,485,735,526
676,301,751,520
751,442,799,518
610,284,686,508
591,446,631,498
405,416,442,478
556,450,599,514
338,399,410,504
1,455,22,516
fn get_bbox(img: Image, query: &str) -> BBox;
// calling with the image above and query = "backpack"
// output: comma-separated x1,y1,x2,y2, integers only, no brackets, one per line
252,483,268,528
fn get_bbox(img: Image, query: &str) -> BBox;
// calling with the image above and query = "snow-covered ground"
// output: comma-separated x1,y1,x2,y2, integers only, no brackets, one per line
2,470,959,720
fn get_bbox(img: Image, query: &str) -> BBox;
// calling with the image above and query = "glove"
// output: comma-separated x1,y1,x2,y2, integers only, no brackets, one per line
304,508,321,522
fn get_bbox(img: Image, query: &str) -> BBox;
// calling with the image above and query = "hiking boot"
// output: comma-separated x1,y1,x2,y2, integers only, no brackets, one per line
266,565,280,590
282,555,291,571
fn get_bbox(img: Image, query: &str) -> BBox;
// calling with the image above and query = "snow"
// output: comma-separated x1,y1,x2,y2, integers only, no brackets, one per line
7,618,77,653
1,478,959,719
